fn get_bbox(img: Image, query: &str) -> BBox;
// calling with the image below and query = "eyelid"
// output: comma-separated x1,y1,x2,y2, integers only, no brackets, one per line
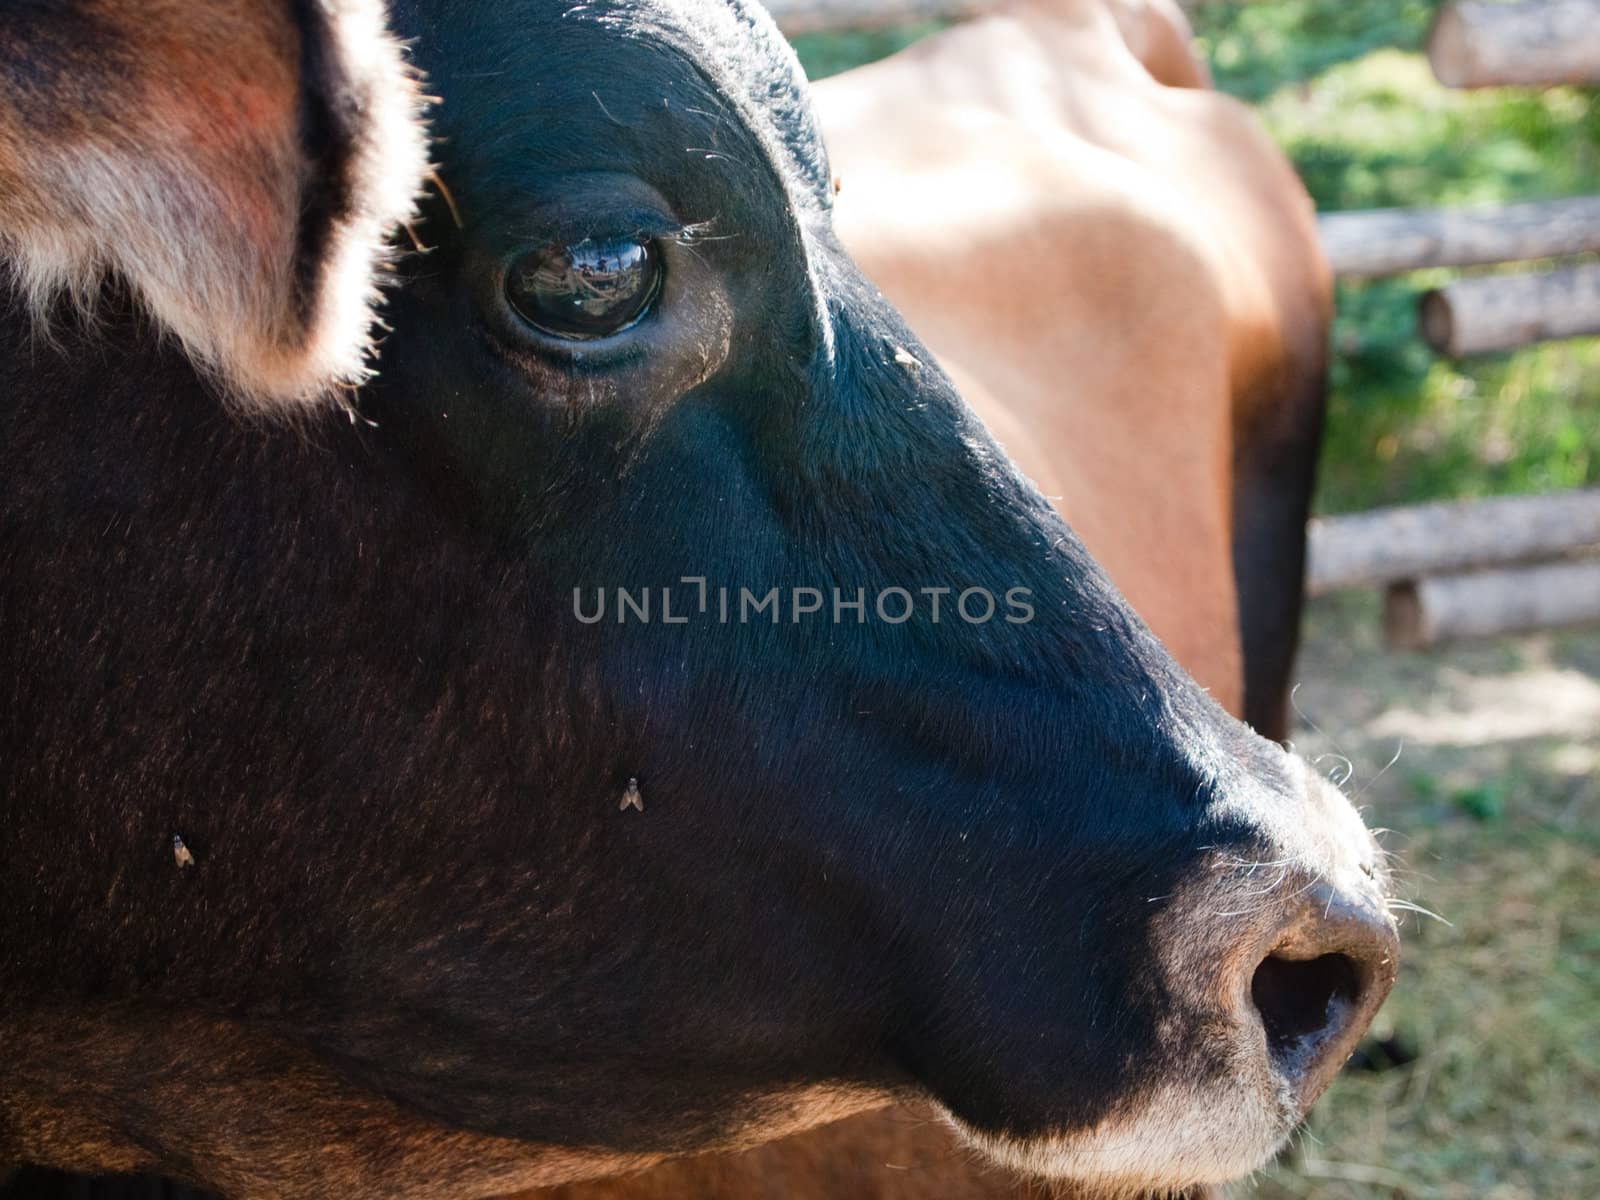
503,208,693,251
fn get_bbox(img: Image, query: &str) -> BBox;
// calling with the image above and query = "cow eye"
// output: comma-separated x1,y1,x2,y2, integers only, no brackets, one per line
504,237,663,340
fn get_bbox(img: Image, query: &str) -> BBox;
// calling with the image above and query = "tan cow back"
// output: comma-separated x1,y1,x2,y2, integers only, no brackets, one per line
813,0,1328,716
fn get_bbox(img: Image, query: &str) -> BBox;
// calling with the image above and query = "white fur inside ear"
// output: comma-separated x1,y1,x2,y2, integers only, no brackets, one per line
277,0,432,411
0,0,429,414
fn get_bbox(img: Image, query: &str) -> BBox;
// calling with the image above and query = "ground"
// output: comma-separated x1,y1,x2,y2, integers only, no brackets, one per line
1253,597,1599,1200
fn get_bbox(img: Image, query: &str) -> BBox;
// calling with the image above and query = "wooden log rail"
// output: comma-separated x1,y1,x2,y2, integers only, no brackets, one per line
1306,490,1600,596
1427,0,1600,89
1385,559,1600,647
1418,262,1600,356
1317,198,1600,280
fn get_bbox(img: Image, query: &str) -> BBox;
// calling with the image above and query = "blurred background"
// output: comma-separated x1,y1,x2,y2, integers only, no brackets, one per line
793,4,1598,1196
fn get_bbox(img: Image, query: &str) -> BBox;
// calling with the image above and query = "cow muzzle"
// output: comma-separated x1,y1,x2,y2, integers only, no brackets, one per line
1247,876,1398,1113
948,758,1399,1193
1233,761,1400,1115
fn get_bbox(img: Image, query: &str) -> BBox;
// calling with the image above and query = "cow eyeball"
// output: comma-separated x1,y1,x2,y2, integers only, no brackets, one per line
504,236,663,340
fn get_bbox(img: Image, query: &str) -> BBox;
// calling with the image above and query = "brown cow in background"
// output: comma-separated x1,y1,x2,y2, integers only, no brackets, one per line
815,0,1333,743
530,0,1332,1196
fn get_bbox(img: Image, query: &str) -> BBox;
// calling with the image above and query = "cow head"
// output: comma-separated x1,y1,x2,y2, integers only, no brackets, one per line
0,2,1395,1198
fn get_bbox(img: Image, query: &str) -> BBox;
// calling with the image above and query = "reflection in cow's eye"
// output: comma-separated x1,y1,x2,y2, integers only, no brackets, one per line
505,237,662,341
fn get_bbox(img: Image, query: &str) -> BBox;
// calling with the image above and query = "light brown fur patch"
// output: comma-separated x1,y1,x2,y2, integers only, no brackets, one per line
0,1004,662,1199
0,0,428,412
811,0,1332,714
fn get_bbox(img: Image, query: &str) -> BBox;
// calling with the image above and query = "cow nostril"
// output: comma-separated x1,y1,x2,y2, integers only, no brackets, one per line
1250,952,1361,1063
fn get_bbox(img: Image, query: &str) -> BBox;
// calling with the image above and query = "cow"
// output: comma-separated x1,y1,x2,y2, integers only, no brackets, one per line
0,3,1391,1200
526,2,1338,1195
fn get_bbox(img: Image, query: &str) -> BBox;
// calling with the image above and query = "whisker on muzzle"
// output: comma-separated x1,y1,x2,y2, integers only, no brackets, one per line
1351,741,1405,803
1311,752,1356,788
1384,897,1452,927
1207,868,1327,919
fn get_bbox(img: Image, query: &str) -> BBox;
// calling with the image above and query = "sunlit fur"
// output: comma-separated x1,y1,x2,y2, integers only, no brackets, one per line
0,0,426,411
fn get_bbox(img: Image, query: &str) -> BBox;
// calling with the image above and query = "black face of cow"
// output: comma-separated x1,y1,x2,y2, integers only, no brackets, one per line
350,0,1394,1174
366,0,1216,1131
0,1,1394,1195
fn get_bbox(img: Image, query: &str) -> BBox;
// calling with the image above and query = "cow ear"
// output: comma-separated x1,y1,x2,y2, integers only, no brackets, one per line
0,0,428,412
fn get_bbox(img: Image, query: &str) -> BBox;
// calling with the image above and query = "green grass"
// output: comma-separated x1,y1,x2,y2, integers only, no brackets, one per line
1261,593,1600,1199
788,22,944,79
1260,829,1600,1199
1240,44,1600,513
790,2,1600,517
1187,0,1441,104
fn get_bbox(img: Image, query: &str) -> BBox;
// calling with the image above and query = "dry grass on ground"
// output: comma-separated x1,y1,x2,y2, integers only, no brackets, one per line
1249,596,1599,1200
